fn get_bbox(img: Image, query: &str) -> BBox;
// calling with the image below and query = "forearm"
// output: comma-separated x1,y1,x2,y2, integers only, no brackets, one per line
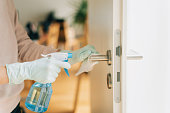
0,66,9,84
18,39,58,62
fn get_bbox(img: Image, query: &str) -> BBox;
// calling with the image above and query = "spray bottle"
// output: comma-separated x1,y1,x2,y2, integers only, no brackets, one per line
25,52,72,112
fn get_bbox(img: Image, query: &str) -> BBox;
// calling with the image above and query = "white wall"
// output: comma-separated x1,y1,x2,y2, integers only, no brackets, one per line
14,0,79,26
126,0,169,113
165,1,170,113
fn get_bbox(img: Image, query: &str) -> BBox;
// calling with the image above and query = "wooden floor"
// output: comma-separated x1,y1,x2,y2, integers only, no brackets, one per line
20,63,91,113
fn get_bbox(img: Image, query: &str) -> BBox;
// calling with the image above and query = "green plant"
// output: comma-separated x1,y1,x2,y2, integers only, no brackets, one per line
72,0,87,26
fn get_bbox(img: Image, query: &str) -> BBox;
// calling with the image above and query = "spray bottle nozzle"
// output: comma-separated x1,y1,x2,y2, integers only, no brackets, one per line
41,52,72,77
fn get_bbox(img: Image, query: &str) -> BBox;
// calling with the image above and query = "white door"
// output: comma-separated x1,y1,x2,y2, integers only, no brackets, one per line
123,0,169,113
88,0,122,113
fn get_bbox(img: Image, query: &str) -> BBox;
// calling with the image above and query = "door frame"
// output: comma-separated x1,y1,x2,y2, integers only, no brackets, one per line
113,0,126,112
121,0,127,113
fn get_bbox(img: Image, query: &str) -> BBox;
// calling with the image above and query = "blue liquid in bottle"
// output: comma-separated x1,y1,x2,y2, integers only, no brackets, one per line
25,53,72,112
25,82,52,112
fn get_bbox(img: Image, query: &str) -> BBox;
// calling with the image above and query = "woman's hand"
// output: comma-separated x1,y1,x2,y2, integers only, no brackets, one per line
6,57,71,84
65,45,98,65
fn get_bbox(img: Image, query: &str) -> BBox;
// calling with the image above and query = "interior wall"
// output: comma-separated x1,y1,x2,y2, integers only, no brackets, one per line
165,1,170,113
126,0,169,113
14,0,79,26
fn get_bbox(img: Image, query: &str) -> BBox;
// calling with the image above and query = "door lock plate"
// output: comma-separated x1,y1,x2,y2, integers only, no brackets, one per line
116,46,121,57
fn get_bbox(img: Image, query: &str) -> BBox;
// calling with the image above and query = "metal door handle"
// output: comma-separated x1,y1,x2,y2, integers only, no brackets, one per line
89,50,112,65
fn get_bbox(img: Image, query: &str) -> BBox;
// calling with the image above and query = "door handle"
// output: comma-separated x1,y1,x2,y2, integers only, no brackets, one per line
89,50,113,90
89,50,112,65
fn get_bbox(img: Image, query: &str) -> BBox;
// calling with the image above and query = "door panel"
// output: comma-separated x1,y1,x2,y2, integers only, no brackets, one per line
88,0,122,113
88,0,113,113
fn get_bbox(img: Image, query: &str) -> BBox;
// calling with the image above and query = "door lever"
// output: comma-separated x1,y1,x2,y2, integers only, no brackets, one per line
89,50,112,65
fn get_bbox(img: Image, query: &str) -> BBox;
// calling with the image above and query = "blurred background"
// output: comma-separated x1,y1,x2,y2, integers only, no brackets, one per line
14,0,90,113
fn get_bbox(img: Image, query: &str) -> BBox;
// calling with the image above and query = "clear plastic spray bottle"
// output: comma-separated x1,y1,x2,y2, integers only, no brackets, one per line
25,53,72,112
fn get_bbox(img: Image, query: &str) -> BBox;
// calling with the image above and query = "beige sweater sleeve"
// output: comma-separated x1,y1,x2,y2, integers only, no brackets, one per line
14,10,58,62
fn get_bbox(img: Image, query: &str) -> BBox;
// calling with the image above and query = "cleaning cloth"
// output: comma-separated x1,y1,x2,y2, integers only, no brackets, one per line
75,55,98,76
